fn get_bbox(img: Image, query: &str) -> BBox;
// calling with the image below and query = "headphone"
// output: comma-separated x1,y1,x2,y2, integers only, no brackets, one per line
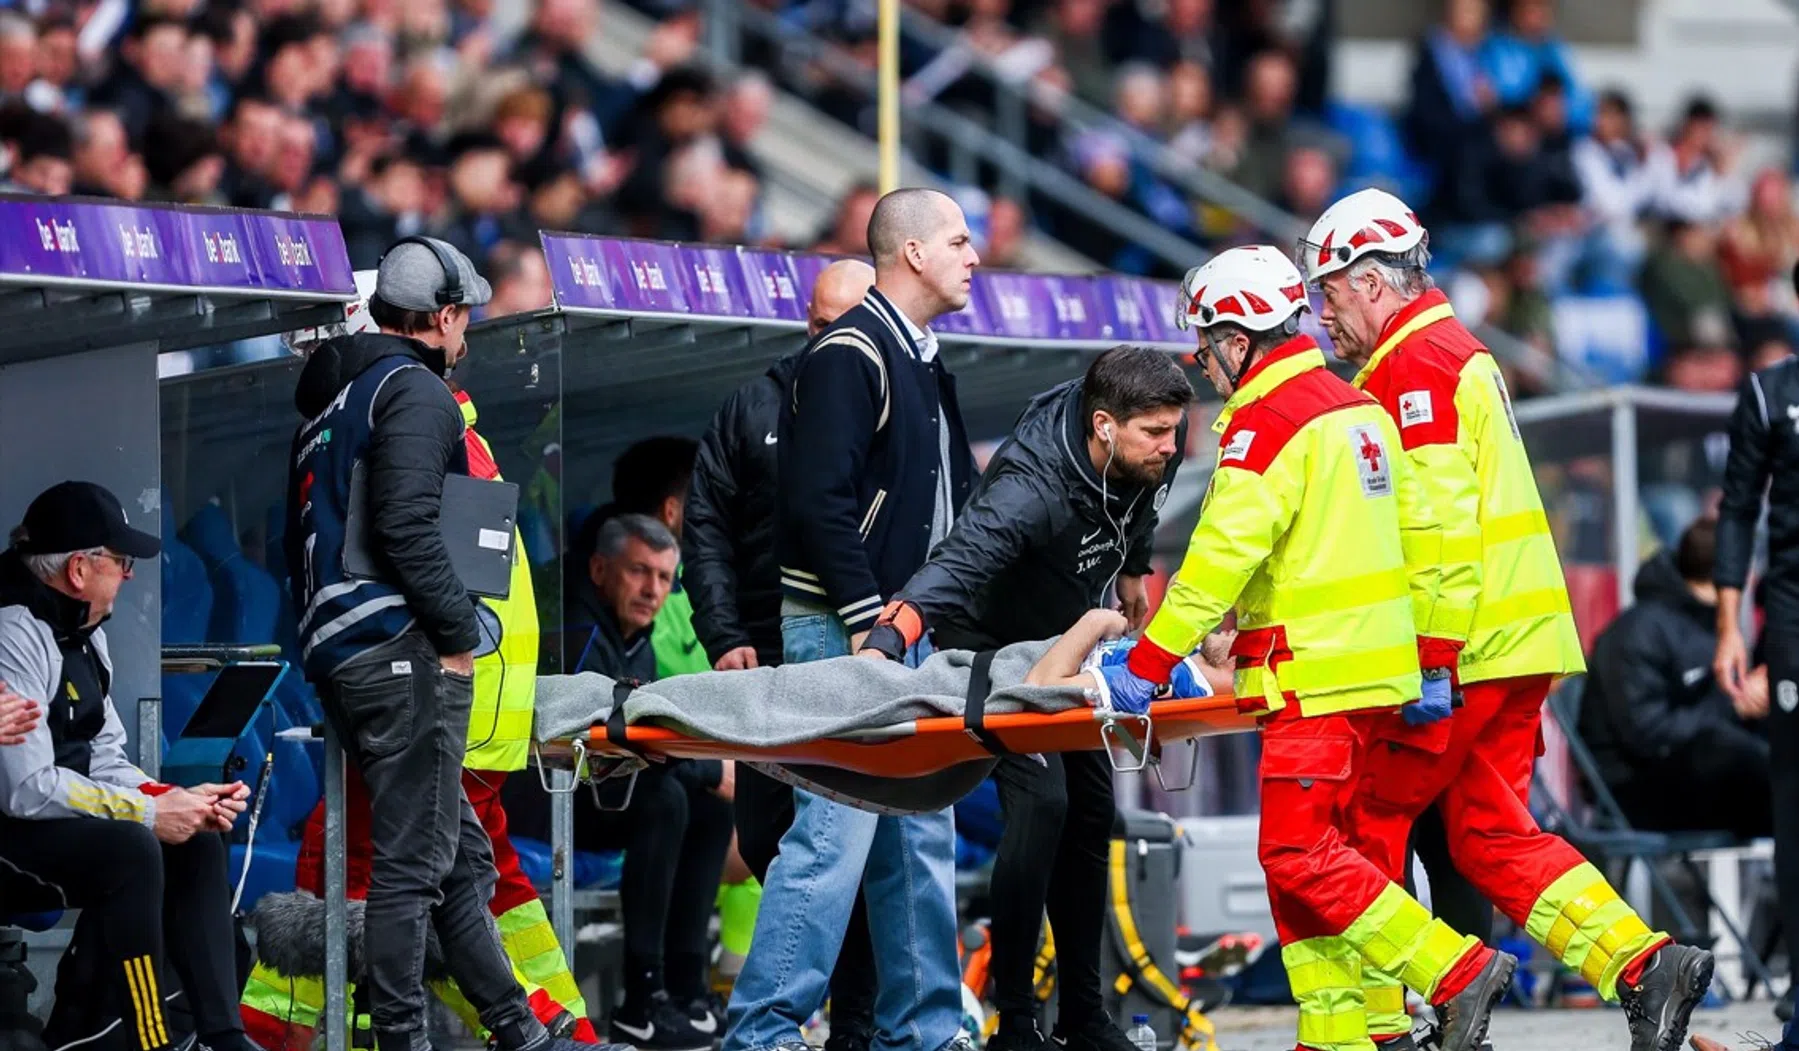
386,236,465,307
1101,421,1114,444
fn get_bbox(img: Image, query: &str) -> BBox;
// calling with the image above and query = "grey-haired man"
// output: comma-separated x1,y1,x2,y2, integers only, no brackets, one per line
283,237,605,1051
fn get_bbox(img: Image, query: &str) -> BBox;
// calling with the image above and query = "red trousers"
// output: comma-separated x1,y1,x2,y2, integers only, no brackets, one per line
1346,675,1574,921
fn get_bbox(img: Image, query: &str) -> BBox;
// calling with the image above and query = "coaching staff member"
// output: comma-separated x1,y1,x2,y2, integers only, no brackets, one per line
1714,264,1799,1026
859,346,1192,1051
285,237,592,1051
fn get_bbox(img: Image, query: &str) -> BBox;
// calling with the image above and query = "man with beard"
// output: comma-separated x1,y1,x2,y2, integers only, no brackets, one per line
857,345,1193,1051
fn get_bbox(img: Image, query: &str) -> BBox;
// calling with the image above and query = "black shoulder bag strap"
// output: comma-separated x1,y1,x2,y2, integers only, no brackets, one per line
605,679,648,760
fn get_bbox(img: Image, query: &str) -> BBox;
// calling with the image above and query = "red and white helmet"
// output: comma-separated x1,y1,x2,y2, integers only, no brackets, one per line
1297,188,1428,284
1175,245,1311,334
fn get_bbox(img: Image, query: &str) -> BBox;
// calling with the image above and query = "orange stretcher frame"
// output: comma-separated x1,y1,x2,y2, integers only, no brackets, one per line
537,695,1259,780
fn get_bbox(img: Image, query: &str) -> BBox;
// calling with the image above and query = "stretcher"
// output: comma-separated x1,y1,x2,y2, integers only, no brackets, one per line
532,694,1259,815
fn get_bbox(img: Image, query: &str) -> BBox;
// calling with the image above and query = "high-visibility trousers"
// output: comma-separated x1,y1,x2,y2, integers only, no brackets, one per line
1257,709,1489,1051
241,767,592,1047
1348,675,1668,1039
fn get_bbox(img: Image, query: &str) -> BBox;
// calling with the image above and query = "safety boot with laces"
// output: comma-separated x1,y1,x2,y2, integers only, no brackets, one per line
1617,944,1714,1051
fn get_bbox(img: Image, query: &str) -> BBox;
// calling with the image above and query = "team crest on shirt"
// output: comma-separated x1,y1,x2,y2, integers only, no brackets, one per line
1398,390,1433,427
1153,484,1169,510
1780,680,1798,713
1220,430,1255,464
1348,423,1392,498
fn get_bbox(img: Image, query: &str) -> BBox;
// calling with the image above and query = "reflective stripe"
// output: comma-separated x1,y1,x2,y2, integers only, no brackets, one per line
1279,568,1408,621
1475,586,1571,628
1439,534,1485,564
1284,937,1374,1050
302,595,409,659
1343,883,1480,1000
497,901,587,1019
1525,863,1663,999
1481,509,1551,547
240,963,325,1029
1352,303,1458,389
298,578,370,635
1362,970,1410,1039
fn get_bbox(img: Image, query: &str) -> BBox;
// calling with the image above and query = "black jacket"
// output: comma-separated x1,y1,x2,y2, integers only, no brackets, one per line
898,380,1185,652
776,290,977,633
1582,551,1763,787
684,355,798,667
288,332,479,667
1718,357,1799,621
563,583,657,683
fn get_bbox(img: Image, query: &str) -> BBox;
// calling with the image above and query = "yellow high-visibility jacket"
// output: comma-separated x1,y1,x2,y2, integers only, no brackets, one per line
1126,336,1437,717
458,392,540,773
1352,290,1585,685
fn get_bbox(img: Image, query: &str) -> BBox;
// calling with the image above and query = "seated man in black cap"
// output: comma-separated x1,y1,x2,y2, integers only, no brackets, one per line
0,480,254,1051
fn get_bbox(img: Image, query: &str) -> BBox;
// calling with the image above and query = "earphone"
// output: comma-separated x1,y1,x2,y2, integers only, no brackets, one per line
1101,422,1114,443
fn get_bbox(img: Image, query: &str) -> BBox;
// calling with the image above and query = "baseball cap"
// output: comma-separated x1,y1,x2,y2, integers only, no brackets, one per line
374,237,493,312
13,481,160,559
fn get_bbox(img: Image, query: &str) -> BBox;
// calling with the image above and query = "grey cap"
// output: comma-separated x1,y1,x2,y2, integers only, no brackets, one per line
375,236,493,311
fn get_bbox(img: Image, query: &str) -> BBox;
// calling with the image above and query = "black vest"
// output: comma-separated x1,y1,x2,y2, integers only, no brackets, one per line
0,550,109,775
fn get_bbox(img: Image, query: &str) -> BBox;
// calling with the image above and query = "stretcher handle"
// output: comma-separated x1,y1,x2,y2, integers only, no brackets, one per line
1099,712,1153,774
533,737,591,792
1152,739,1201,793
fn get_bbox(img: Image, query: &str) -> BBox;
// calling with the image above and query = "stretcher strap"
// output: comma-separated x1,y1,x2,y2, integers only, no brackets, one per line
962,649,1013,756
606,680,647,759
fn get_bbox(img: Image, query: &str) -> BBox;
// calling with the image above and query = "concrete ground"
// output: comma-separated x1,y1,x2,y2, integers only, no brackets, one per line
1204,999,1785,1050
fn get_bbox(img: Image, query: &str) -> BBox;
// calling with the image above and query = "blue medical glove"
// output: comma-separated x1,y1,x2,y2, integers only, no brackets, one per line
1098,663,1160,715
1402,671,1455,726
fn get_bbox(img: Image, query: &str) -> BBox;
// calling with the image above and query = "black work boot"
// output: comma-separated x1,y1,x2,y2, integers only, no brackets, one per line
1618,944,1715,1051
1433,952,1517,1051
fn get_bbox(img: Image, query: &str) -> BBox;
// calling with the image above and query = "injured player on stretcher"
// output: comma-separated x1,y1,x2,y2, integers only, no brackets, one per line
528,609,1237,815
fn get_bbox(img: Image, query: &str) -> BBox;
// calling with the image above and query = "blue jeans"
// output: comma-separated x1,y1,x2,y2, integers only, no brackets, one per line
722,612,963,1051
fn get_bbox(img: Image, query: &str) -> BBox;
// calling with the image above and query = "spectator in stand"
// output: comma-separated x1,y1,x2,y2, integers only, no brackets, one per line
514,156,619,238
507,513,734,1050
1571,88,1653,294
1430,102,1550,268
1646,96,1746,226
88,15,184,144
1230,48,1312,203
440,132,522,260
0,14,36,101
1106,0,1214,73
1276,143,1336,222
1718,169,1799,324
4,113,72,196
1641,218,1736,353
1031,0,1112,109
1111,62,1165,136
483,241,556,317
341,153,429,267
720,71,772,177
1404,0,1496,180
504,0,638,150
30,12,81,113
219,94,284,207
71,109,140,199
1582,517,1772,840
143,112,226,205
1479,0,1592,133
985,197,1029,268
1163,60,1214,166
814,182,881,255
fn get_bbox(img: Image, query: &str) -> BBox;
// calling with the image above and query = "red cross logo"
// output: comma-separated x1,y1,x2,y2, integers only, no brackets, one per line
1358,431,1384,473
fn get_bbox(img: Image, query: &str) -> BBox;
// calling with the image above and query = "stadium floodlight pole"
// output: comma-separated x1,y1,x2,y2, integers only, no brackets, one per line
878,0,899,193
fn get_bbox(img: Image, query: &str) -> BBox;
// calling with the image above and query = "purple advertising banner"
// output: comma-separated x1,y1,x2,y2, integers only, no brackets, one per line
545,234,1189,346
0,198,353,296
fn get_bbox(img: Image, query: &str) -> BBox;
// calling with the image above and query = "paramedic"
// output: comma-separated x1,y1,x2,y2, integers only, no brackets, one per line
1096,246,1516,1051
1305,188,1712,1051
283,236,592,1051
726,187,978,1051
860,345,1193,1051
685,258,881,1051
0,481,249,1051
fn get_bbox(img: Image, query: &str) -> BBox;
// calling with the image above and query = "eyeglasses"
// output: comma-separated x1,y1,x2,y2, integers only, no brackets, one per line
82,551,134,574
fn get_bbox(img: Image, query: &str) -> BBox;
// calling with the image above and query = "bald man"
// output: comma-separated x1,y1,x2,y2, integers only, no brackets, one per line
684,256,880,1051
726,188,980,1051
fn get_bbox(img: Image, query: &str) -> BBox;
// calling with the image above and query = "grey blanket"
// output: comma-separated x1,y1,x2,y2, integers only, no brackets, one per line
533,637,1090,745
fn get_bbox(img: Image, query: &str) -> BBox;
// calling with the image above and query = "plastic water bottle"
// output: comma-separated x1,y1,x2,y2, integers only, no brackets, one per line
1127,1014,1157,1051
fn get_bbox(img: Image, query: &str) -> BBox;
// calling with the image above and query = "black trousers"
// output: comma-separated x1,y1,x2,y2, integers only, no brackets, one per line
1764,626,1799,968
0,818,237,1051
987,750,1115,1029
733,766,878,1046
322,632,541,1051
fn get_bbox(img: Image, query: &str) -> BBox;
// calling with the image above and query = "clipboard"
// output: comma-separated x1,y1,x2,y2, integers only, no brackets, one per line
343,461,519,599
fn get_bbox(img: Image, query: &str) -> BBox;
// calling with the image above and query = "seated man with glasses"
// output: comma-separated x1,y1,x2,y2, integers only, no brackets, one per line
0,481,255,1051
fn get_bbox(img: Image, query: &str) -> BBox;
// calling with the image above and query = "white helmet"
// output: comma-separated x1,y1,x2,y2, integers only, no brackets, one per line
1175,245,1311,334
1297,188,1428,284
